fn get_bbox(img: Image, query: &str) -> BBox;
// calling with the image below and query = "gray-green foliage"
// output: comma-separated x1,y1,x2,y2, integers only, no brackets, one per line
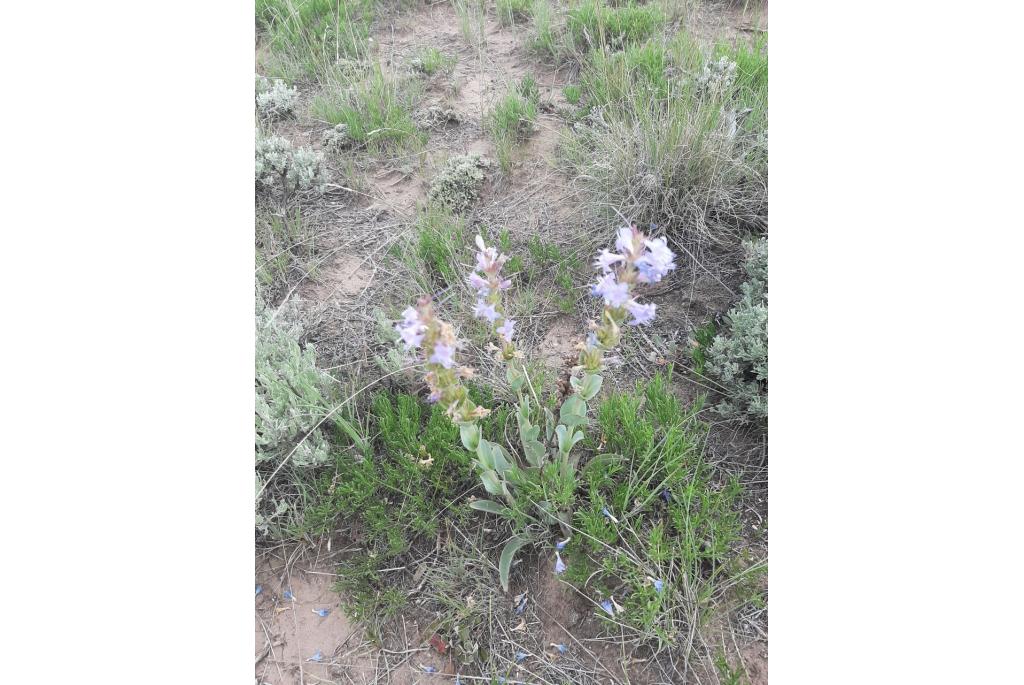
255,134,328,194
256,75,299,119
706,237,767,421
255,301,337,534
427,154,489,213
255,303,333,469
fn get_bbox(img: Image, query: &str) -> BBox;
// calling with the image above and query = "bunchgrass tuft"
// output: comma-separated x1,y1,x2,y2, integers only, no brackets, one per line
310,64,424,153
412,46,457,76
486,77,540,173
256,0,375,81
562,31,768,246
566,0,665,53
497,0,533,26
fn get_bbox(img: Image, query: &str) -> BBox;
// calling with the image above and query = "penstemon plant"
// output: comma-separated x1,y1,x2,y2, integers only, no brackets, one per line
395,226,676,591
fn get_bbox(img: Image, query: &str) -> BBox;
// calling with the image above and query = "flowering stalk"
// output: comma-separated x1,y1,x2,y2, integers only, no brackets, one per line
578,224,676,374
394,296,490,424
467,235,519,361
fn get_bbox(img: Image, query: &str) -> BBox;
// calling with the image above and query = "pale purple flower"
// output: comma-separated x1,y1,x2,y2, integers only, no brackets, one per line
429,342,456,368
591,273,630,308
515,651,528,663
283,590,294,601
255,585,262,596
601,507,619,523
625,300,657,325
614,226,636,255
396,306,426,348
313,608,329,617
427,390,441,404
421,665,437,673
474,235,506,273
653,579,664,593
474,299,500,323
661,489,671,502
497,318,515,343
467,272,490,294
554,551,567,575
553,643,567,654
308,650,323,662
593,249,625,273
555,537,570,551
635,237,676,283
600,599,614,616
498,278,512,290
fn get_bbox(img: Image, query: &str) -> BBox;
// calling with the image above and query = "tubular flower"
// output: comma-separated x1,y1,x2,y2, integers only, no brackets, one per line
396,296,490,423
577,225,676,372
468,235,520,361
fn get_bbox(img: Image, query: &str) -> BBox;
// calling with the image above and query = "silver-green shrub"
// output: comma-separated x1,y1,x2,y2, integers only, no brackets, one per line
255,302,333,470
427,154,489,213
706,237,767,421
256,74,299,119
255,134,327,194
255,301,335,534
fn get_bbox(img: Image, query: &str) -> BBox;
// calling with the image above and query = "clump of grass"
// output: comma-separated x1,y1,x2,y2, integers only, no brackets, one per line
256,0,375,81
562,372,762,648
414,204,468,289
411,46,457,76
566,0,665,52
256,207,319,299
497,0,532,26
451,0,487,46
310,64,424,153
528,0,561,61
562,31,768,246
486,77,540,172
562,84,582,105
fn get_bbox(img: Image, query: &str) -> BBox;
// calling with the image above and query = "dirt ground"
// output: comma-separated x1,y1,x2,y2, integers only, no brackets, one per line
257,2,768,683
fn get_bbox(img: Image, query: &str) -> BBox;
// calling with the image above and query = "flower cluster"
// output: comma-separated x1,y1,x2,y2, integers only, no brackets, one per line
578,225,676,372
395,296,490,424
468,235,519,360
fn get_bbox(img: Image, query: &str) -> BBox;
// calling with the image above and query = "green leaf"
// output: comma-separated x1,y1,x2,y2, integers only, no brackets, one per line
559,394,588,427
570,373,602,401
480,469,503,495
476,439,496,470
506,366,525,392
460,422,480,452
469,499,510,517
499,535,532,593
491,442,513,475
556,424,584,456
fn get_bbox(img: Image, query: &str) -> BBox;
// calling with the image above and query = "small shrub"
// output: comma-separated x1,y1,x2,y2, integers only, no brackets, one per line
497,0,532,25
411,47,456,76
255,75,299,119
255,134,328,195
321,123,353,152
706,237,767,422
427,154,490,213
